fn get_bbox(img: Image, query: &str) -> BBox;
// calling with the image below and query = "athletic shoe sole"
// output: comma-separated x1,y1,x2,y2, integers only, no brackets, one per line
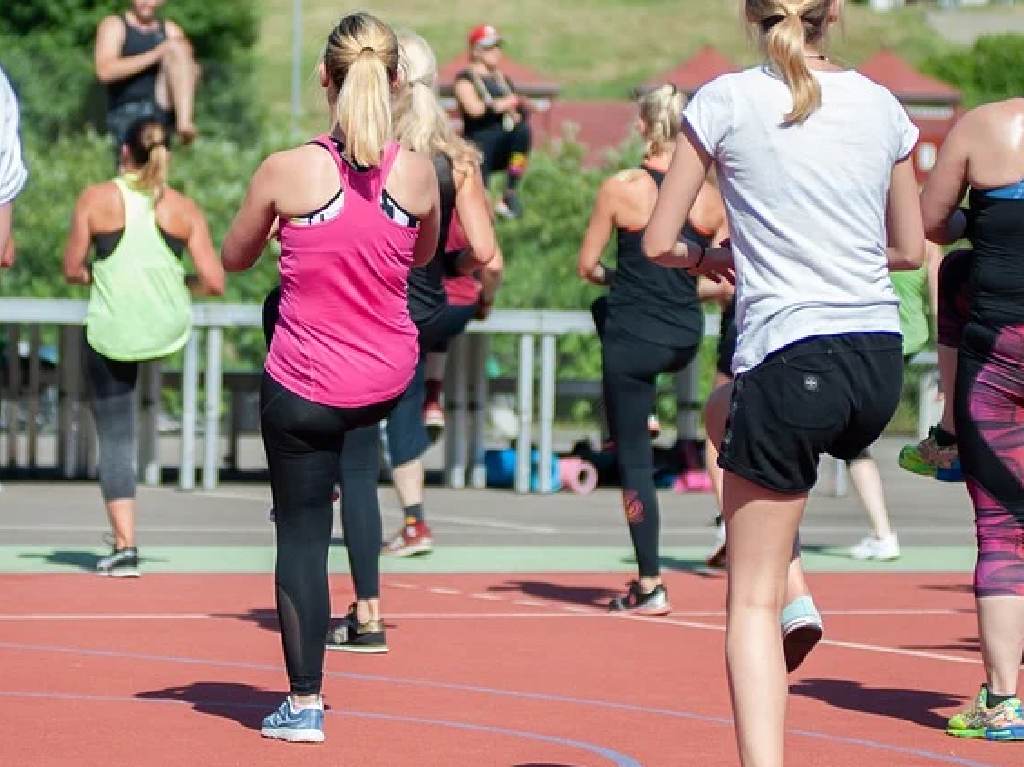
98,568,140,578
326,642,389,654
261,727,325,743
386,541,433,558
783,622,823,673
986,726,1024,741
609,603,672,617
947,727,986,739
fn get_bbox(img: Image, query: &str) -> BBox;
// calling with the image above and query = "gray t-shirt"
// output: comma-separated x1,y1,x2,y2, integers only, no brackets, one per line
684,66,919,374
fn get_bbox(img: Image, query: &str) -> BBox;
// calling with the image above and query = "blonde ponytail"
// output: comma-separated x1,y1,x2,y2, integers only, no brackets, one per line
326,13,400,167
747,0,832,125
638,84,686,156
394,31,480,165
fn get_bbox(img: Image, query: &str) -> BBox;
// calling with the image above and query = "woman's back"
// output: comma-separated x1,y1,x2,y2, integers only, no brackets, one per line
686,66,918,372
266,137,421,408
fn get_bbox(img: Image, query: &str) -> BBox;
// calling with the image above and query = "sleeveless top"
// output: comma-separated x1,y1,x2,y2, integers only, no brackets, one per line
455,68,516,135
966,180,1024,328
606,166,702,349
407,154,457,327
108,16,167,110
86,176,191,361
265,137,419,408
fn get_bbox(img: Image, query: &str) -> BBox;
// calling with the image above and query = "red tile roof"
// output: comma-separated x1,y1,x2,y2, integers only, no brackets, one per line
858,51,961,104
438,52,560,97
536,101,637,166
645,46,737,93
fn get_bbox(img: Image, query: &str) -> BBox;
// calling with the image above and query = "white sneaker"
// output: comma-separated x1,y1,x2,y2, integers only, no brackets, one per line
849,533,900,561
706,519,727,568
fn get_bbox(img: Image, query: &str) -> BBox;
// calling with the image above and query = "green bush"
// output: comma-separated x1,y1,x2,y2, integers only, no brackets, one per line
0,0,260,141
924,33,1024,108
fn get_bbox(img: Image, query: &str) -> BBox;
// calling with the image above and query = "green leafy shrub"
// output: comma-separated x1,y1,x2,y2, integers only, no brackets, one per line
924,33,1024,108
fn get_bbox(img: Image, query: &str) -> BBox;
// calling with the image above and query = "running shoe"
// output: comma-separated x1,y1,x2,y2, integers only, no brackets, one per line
424,399,445,438
706,516,727,568
261,697,325,743
647,413,661,439
382,521,434,557
96,546,140,578
781,595,823,673
326,604,388,654
985,698,1024,741
608,581,671,616
899,426,963,482
948,685,991,738
849,533,900,561
498,191,523,219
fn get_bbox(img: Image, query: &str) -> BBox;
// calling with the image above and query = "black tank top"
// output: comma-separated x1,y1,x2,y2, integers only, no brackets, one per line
606,166,702,348
407,154,458,327
966,184,1024,327
108,16,167,110
456,69,515,136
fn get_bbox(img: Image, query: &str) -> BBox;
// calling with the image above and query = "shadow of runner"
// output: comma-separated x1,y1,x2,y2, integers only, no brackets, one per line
789,678,967,729
17,549,168,572
137,682,316,732
488,580,619,607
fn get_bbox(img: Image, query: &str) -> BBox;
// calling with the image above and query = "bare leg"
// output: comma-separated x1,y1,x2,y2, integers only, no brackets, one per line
105,498,135,550
392,460,424,509
785,546,810,601
355,598,381,623
977,597,1024,697
725,473,807,767
155,40,198,142
705,373,732,510
848,455,894,539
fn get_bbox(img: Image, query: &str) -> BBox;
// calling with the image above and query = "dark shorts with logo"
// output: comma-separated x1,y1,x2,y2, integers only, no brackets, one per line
719,332,903,494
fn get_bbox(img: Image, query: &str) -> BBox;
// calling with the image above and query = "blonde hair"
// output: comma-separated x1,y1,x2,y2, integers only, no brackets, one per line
747,0,832,125
394,32,480,166
638,84,686,156
325,12,399,167
124,119,169,197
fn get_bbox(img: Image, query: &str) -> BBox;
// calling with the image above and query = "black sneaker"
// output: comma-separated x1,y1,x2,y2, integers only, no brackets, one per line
608,582,671,616
96,547,140,578
326,604,388,654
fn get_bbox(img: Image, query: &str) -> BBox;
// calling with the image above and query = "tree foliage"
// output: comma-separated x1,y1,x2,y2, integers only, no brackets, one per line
924,34,1024,108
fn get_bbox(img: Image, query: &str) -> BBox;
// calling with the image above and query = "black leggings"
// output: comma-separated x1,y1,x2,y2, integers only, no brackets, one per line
261,373,396,695
468,120,531,188
86,342,139,502
601,323,697,578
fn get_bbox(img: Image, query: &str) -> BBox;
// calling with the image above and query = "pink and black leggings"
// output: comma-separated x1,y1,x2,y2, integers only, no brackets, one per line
940,250,1024,598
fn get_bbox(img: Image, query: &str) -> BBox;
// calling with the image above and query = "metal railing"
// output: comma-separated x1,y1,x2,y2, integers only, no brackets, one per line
1,298,930,495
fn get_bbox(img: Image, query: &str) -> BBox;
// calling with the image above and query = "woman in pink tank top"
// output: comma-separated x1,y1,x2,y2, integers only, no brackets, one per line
221,12,440,745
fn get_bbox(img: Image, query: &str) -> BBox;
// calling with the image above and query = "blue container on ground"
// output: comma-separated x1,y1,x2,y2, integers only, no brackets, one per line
485,448,562,492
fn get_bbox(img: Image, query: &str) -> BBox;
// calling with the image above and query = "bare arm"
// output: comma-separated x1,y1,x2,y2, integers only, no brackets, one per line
63,191,94,285
454,79,487,119
222,156,280,272
643,124,713,270
925,240,941,333
95,16,166,84
577,177,618,286
183,198,224,296
479,246,504,305
887,157,926,270
920,122,970,245
0,202,11,268
453,164,497,270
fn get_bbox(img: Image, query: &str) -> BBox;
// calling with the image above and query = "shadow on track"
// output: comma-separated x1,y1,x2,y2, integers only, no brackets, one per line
790,678,966,729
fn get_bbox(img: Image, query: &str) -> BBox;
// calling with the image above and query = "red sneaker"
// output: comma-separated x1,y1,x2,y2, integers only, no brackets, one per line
382,521,434,557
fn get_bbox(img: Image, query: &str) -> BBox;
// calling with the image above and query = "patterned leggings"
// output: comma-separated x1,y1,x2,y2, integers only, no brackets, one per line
940,250,1024,597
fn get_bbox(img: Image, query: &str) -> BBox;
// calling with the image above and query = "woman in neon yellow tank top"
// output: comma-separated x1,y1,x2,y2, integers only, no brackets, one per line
63,118,224,577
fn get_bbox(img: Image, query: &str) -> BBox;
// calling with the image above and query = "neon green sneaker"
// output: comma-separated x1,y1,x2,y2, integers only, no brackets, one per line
899,426,963,482
985,697,1024,741
947,685,990,738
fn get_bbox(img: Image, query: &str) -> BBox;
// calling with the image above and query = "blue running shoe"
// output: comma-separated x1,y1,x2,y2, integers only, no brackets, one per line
261,697,325,743
984,697,1024,741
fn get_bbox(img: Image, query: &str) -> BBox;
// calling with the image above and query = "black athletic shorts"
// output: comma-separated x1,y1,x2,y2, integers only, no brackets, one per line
716,316,737,377
719,332,903,493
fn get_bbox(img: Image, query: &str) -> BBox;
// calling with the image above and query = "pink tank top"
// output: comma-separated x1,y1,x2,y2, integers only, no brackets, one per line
265,137,419,408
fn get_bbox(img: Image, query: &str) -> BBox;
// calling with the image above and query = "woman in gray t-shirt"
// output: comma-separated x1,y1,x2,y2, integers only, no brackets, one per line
644,1,925,764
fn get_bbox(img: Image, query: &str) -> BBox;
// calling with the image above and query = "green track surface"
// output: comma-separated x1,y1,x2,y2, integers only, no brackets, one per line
0,545,977,575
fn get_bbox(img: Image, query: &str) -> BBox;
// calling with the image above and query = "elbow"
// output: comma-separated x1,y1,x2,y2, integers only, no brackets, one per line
893,240,927,271
642,232,662,263
95,66,116,84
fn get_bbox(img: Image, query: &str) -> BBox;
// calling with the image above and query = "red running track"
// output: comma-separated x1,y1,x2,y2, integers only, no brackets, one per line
0,571,1016,766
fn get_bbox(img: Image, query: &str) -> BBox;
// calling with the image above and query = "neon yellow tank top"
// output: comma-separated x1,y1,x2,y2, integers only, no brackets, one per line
85,177,191,361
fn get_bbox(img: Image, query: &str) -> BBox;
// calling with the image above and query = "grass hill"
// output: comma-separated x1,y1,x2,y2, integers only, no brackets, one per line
257,0,952,131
